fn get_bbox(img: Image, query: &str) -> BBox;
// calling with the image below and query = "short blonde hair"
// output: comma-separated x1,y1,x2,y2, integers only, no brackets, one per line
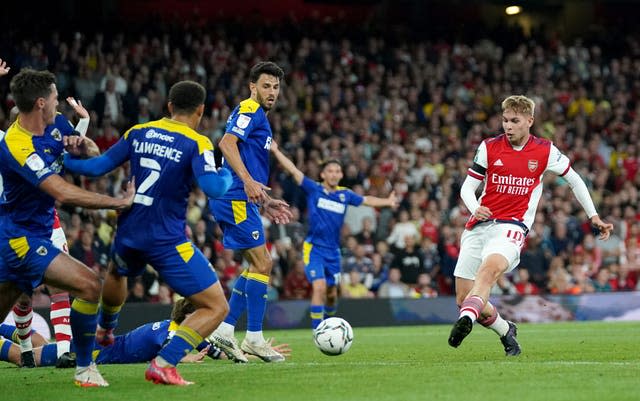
501,95,535,117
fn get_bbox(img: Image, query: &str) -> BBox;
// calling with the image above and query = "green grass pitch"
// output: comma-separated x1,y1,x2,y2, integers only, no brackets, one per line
1,321,638,401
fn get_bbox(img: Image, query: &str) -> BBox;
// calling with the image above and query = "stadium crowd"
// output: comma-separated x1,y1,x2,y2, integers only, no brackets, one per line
2,17,640,307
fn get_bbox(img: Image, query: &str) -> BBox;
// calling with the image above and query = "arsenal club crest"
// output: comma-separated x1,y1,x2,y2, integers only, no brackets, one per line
528,160,538,172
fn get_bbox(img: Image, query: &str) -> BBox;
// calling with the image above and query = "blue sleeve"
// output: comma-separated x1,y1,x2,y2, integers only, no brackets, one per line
63,138,129,176
0,323,17,341
300,176,318,195
198,168,233,199
56,114,75,136
226,112,258,142
15,152,55,187
347,190,364,207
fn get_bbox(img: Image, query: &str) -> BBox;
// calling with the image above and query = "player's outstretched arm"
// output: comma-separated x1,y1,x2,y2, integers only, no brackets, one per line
563,167,613,240
63,138,128,176
197,168,233,199
590,215,613,240
65,97,100,156
39,174,135,211
363,190,398,209
270,140,304,185
218,133,270,203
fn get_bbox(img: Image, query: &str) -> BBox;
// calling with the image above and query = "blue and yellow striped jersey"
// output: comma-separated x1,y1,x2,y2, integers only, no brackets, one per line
94,319,174,364
108,118,217,247
221,98,272,199
301,177,363,249
0,121,58,238
35,113,76,174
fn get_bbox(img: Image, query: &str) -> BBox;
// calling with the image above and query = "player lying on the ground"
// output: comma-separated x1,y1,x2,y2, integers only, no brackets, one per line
0,299,290,367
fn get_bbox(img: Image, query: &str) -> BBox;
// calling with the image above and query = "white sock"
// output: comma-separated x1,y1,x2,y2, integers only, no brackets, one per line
245,330,265,344
13,306,33,352
488,315,510,337
217,322,235,337
460,310,478,322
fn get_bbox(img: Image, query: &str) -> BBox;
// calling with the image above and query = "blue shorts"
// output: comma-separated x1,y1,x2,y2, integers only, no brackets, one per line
302,241,341,287
210,199,265,249
0,236,61,294
111,238,218,297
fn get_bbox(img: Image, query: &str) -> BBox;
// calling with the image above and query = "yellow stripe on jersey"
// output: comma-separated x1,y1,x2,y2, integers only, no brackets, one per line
123,118,213,155
232,201,247,224
241,270,249,278
5,122,35,166
238,98,260,114
174,325,203,348
9,237,29,259
176,242,195,263
71,299,100,315
303,241,313,265
246,272,270,284
169,321,179,332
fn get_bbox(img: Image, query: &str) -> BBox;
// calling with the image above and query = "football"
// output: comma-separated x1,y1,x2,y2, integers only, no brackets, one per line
313,317,354,356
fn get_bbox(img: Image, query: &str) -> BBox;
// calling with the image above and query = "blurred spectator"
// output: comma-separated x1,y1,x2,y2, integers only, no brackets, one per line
92,77,124,127
283,260,312,300
343,244,374,282
93,119,120,151
387,209,419,250
344,186,378,235
514,269,540,295
491,275,517,296
69,226,107,274
592,268,613,292
391,235,426,285
150,283,173,305
377,268,411,298
3,16,640,298
519,234,549,289
128,279,149,303
354,217,377,255
410,273,438,298
340,271,374,299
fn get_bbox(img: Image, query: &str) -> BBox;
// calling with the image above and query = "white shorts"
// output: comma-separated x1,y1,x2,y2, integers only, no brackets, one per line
454,222,526,280
50,226,69,254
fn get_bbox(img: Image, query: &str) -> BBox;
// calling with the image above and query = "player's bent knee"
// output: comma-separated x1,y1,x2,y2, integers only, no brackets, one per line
16,293,32,308
74,278,102,302
313,280,327,293
216,301,230,319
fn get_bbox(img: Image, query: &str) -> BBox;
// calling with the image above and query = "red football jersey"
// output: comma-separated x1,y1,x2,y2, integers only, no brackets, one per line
466,134,570,230
52,208,62,229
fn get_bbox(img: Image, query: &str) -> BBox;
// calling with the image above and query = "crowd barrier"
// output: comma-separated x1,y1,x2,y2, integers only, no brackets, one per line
29,292,640,335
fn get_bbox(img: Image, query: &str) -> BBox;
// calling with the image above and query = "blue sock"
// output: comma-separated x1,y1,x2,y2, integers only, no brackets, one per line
158,325,202,366
310,304,324,329
324,305,337,319
0,324,17,342
224,271,248,326
0,324,36,343
70,298,99,367
245,272,269,332
0,339,11,363
98,301,122,330
39,343,58,367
